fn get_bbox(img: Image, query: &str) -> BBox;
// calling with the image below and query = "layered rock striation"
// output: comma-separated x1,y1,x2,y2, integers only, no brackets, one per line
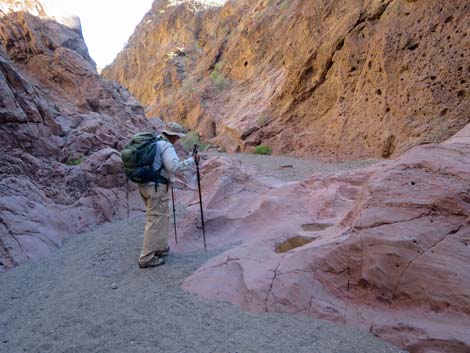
103,0,470,159
180,124,470,353
0,5,150,270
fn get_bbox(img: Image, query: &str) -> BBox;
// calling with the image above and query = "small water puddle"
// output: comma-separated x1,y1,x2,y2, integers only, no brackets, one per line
301,223,333,232
275,236,315,253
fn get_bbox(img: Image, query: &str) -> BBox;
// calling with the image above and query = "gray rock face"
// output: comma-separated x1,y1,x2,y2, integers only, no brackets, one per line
0,10,153,270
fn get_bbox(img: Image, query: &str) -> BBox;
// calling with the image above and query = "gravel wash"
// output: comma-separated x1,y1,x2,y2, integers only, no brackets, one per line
0,216,406,353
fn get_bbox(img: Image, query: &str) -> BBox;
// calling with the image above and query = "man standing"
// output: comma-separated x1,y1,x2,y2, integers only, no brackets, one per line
137,122,199,269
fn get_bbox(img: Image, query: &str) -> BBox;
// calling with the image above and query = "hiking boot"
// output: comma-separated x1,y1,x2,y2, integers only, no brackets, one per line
155,246,170,258
139,257,165,269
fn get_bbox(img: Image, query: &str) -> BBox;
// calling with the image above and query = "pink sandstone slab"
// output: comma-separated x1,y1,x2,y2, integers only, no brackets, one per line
181,125,470,353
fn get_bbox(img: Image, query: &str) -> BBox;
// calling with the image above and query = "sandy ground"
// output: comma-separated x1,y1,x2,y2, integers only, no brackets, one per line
0,217,405,353
210,152,380,181
0,155,404,353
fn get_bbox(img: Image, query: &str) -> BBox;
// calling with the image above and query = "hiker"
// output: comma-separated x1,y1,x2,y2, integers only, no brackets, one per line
137,122,200,269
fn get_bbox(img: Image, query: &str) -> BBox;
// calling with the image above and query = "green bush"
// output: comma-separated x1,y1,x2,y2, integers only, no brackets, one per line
254,145,272,155
180,131,209,153
65,157,83,166
210,70,228,89
210,61,229,89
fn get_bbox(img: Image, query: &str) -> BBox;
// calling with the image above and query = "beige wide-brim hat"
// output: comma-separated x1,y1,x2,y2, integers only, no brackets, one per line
161,122,186,138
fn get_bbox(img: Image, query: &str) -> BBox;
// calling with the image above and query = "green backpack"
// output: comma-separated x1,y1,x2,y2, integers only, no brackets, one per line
121,133,168,185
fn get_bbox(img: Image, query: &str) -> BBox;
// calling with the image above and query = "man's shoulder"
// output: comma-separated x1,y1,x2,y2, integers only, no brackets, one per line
156,137,174,153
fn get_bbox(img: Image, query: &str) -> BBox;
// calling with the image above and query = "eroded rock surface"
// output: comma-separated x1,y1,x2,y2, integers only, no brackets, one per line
103,0,470,159
0,6,151,269
181,125,470,353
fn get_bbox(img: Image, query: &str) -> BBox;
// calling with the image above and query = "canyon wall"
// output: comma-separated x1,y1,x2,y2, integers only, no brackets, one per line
0,4,151,270
103,0,470,159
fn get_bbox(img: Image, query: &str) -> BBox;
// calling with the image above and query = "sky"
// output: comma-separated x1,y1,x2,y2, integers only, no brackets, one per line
42,0,154,68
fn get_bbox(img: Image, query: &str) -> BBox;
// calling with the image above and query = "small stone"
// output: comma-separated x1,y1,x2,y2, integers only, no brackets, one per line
111,283,118,290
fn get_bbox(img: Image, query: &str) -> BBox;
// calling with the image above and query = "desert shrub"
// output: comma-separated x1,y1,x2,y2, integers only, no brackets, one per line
210,61,229,89
258,113,269,127
65,156,83,166
180,131,209,152
210,70,228,89
254,145,272,155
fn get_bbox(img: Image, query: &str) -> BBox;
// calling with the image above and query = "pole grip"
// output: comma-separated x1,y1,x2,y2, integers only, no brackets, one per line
192,145,199,165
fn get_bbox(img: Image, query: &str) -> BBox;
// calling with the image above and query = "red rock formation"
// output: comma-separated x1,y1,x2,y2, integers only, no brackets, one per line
180,124,470,352
0,7,152,269
103,0,470,160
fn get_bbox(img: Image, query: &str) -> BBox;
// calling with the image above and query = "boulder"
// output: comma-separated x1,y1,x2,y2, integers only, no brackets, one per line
181,124,470,353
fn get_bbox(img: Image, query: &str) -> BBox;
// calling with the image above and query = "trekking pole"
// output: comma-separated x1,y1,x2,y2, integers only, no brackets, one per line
171,187,178,244
126,178,130,218
192,144,207,251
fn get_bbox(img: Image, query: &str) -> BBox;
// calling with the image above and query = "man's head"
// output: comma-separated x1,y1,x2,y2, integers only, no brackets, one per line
161,122,185,144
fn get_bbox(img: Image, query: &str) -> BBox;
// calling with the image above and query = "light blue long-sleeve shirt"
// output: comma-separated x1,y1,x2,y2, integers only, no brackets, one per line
151,137,195,183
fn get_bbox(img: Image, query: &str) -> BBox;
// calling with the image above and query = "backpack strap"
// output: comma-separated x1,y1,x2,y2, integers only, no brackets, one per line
153,137,169,191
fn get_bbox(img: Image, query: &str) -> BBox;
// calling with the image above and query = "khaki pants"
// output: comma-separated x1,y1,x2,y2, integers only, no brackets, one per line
138,184,170,264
